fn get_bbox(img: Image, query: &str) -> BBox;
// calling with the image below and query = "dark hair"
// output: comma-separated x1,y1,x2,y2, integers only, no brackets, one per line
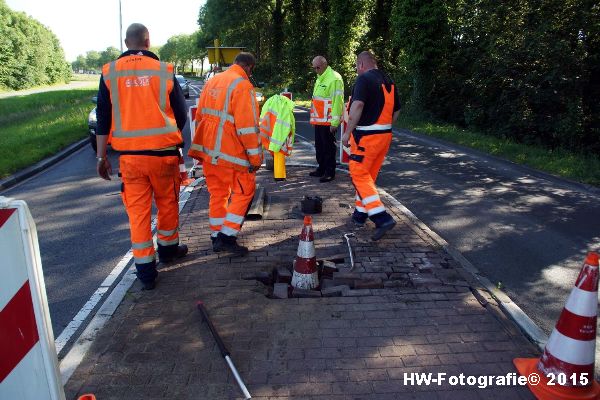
234,52,256,68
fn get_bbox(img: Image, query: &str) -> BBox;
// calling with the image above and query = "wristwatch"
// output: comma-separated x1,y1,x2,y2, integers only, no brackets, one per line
96,157,106,163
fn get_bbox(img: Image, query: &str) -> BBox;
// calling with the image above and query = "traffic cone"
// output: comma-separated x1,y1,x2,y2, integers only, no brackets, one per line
78,395,96,400
513,251,600,400
178,148,194,186
291,215,319,289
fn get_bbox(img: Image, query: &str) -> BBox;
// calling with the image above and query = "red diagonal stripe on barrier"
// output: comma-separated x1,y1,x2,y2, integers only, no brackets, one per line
0,281,39,382
0,208,16,229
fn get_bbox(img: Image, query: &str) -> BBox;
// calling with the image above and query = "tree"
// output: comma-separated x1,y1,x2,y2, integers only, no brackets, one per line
0,0,70,90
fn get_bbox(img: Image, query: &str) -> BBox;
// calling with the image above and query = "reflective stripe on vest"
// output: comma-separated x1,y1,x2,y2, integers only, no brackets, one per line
355,83,395,135
213,77,245,164
310,96,332,124
192,77,253,167
104,61,177,139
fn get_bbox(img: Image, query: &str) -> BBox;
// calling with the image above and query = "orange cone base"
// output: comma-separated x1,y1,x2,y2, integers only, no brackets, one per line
513,358,600,400
78,395,97,400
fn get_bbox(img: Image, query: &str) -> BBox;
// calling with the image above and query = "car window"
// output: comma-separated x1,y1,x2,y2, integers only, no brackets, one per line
176,75,186,84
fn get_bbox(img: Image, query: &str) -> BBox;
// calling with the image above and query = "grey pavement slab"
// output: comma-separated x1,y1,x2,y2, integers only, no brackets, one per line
64,166,538,400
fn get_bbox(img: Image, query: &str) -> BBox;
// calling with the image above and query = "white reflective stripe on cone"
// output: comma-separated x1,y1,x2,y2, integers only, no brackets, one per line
297,240,315,258
564,287,598,317
291,271,319,289
545,329,596,365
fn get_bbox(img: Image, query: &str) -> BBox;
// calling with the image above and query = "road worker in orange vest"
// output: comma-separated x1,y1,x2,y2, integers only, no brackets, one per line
342,51,401,241
96,23,189,290
188,52,263,256
309,56,344,182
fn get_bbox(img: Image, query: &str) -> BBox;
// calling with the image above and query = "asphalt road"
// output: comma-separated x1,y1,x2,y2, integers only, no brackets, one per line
1,81,201,338
294,108,600,337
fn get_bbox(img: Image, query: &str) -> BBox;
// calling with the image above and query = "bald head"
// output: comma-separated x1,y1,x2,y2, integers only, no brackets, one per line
125,23,150,50
312,56,328,76
356,51,377,75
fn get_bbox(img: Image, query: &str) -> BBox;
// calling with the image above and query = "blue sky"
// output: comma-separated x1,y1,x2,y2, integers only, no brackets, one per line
6,0,205,61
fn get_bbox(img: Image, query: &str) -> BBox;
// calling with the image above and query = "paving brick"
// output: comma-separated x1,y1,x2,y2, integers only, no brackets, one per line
273,282,289,299
321,285,349,297
64,168,541,400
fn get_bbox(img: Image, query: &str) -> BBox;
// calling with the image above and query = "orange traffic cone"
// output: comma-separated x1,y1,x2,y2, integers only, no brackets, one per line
178,148,194,186
291,215,319,289
78,395,96,400
513,251,600,400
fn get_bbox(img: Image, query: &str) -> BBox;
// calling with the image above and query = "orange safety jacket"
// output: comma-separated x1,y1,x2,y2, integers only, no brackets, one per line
189,64,262,171
310,66,344,127
353,83,395,137
101,55,183,151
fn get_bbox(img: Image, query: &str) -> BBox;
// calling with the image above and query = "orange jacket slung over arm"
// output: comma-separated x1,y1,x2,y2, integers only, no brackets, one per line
188,64,263,171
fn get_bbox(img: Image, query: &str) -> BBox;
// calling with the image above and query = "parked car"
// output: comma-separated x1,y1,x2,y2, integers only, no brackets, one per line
88,97,98,152
88,96,113,152
176,75,190,99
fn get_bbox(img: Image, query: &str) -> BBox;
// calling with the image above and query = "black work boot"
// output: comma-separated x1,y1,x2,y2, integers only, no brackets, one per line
371,220,396,241
159,244,188,264
213,233,248,256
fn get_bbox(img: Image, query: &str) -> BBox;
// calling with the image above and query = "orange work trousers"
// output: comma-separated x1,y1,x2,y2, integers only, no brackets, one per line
203,162,256,238
120,155,181,282
349,133,392,221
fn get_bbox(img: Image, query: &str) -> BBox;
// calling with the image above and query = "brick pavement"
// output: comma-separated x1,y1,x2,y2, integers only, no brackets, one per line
65,165,539,400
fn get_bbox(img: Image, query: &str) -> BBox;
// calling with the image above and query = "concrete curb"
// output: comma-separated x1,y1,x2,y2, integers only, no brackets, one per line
0,138,89,191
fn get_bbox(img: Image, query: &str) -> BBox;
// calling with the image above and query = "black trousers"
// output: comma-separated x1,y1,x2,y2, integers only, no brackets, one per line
314,124,337,176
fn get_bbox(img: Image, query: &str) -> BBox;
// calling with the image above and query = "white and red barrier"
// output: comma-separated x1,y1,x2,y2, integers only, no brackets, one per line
0,197,65,400
188,104,202,177
339,119,349,165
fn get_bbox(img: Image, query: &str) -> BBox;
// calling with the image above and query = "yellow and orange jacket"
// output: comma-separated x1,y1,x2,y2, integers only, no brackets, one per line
310,66,344,127
101,53,183,151
259,94,295,156
188,64,263,171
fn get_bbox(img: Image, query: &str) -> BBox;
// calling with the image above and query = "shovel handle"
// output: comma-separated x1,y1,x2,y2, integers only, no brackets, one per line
197,301,230,358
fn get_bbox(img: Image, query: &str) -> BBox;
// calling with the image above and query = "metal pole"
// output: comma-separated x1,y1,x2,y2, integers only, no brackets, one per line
197,301,252,399
343,233,355,271
119,0,123,53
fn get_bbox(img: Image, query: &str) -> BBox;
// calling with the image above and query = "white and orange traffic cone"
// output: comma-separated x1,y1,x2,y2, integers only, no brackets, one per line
179,148,194,186
291,215,319,289
513,251,600,400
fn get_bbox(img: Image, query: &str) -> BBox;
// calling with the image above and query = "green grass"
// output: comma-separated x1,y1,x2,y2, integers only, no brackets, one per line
396,113,600,187
70,73,102,81
0,89,96,178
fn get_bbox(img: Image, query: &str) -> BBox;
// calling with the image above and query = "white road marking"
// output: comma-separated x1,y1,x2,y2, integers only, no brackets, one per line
59,179,203,384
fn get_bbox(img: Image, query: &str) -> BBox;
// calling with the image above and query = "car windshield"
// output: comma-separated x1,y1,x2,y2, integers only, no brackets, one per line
175,75,186,84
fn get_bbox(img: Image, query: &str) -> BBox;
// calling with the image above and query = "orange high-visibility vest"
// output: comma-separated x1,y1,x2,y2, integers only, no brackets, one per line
189,64,262,171
101,55,183,151
354,83,395,136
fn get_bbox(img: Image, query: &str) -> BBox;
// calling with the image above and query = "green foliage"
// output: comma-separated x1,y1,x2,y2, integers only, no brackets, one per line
328,0,369,90
0,0,71,90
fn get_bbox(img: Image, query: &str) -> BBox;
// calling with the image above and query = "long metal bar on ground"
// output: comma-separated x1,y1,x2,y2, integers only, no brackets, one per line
246,184,265,220
196,301,251,399
344,233,355,271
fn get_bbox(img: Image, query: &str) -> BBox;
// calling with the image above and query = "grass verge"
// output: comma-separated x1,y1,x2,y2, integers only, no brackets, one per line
396,113,600,187
0,88,96,178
